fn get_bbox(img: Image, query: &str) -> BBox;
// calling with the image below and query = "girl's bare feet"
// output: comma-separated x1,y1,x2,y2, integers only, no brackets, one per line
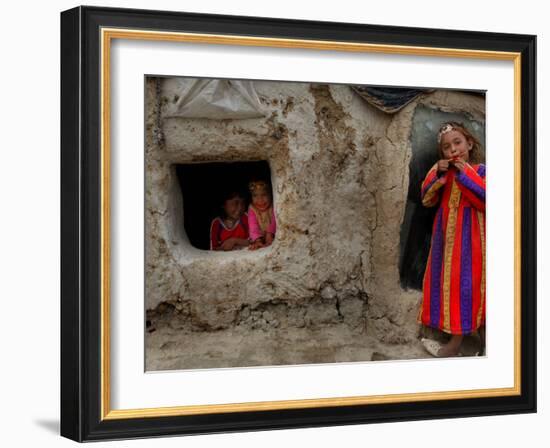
436,334,464,357
248,239,265,250
422,334,464,357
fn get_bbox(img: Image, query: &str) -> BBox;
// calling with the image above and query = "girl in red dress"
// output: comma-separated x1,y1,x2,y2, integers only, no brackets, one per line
418,122,486,357
210,191,250,251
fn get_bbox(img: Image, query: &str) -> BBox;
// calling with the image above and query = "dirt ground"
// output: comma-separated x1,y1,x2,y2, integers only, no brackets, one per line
145,310,484,371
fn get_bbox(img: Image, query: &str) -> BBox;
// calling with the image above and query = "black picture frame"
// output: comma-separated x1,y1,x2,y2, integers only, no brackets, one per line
61,5,536,442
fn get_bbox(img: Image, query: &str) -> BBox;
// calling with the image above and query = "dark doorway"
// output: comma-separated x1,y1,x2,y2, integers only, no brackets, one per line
175,161,272,250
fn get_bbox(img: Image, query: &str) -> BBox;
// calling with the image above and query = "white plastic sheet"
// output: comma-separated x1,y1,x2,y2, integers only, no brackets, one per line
165,78,266,119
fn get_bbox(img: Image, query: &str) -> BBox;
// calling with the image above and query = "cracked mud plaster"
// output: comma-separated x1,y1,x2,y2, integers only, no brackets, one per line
144,78,485,369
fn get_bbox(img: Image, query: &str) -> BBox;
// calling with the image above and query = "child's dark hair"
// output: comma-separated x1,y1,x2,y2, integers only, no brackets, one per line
222,190,243,202
437,121,483,164
220,190,245,217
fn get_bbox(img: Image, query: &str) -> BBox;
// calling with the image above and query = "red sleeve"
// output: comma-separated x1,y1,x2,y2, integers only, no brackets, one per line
241,213,249,232
455,163,486,211
421,163,447,207
210,218,221,250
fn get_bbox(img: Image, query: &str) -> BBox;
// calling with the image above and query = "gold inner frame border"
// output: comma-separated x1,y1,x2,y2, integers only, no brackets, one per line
99,27,522,420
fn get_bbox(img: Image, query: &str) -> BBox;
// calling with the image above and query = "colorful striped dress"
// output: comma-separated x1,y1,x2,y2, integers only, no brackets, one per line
417,162,486,335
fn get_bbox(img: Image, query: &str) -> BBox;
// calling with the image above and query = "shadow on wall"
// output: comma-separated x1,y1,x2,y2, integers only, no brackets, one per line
175,161,271,250
399,104,486,290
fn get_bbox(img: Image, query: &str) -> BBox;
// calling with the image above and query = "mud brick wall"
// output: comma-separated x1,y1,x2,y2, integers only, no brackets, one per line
145,78,485,344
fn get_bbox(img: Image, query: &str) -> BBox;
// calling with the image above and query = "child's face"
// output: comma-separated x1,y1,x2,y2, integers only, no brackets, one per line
223,196,245,220
440,130,472,162
251,190,271,210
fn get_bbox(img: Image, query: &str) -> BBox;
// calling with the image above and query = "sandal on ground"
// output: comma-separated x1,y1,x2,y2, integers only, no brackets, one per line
421,338,442,357
421,338,463,358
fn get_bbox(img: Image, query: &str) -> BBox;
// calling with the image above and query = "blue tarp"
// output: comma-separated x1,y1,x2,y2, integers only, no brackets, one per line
351,86,434,114
352,86,485,114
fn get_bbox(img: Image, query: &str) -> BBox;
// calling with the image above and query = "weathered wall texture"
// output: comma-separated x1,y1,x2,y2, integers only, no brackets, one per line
145,78,485,351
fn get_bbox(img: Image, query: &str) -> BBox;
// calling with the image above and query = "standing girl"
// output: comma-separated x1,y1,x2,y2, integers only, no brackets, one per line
418,122,486,357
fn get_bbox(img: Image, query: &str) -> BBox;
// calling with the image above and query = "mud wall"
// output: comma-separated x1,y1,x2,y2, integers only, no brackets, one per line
145,78,485,344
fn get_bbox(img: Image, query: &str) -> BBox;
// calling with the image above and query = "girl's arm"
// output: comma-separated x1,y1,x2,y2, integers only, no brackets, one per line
421,164,446,207
267,207,276,235
232,238,251,249
247,208,262,242
241,212,249,233
233,214,250,248
209,218,222,250
455,163,485,211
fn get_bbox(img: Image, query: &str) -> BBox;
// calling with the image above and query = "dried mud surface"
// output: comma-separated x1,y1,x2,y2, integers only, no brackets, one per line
144,78,486,370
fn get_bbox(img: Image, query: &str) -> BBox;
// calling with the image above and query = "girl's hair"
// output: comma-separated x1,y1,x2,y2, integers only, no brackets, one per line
222,190,243,203
248,179,272,197
220,190,244,218
437,121,483,164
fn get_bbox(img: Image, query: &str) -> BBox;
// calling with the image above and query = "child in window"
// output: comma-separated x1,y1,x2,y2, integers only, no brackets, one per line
209,191,250,251
247,180,277,250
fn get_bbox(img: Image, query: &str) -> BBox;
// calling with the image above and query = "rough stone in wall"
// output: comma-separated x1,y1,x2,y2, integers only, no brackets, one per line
144,77,485,366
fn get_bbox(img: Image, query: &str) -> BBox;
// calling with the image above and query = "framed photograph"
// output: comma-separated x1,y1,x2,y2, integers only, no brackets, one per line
60,5,536,442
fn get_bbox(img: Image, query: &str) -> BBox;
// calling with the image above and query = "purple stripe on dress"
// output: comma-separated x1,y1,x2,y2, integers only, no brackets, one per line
477,164,486,178
430,209,444,327
460,207,473,333
456,171,485,201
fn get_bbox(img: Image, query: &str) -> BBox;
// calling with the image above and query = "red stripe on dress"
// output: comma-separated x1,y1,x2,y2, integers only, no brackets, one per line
421,250,432,325
467,193,484,211
471,210,482,330
459,207,473,333
464,164,485,188
450,204,464,334
481,212,487,327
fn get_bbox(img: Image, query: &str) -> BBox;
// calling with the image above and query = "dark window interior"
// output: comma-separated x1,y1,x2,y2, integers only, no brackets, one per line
176,161,271,250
